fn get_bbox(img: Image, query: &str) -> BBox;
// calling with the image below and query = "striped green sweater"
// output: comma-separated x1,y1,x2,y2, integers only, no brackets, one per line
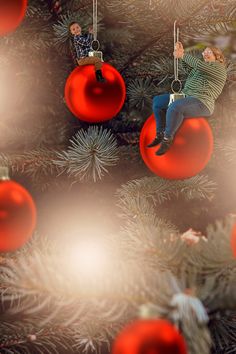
181,53,227,114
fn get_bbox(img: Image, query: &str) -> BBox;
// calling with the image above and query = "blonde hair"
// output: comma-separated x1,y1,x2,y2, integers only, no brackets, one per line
208,46,226,65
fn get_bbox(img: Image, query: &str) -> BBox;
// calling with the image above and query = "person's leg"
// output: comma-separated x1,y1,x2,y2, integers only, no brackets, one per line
165,97,211,138
93,57,102,71
147,94,170,148
156,97,211,155
77,57,98,66
153,94,170,133
77,57,105,82
93,58,105,82
77,57,90,66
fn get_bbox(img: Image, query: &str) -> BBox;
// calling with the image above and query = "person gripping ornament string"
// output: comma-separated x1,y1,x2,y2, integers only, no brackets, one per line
147,42,227,155
69,22,106,83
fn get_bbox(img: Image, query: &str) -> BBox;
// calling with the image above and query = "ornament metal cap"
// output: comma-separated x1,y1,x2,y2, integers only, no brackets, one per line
0,166,10,180
139,303,156,319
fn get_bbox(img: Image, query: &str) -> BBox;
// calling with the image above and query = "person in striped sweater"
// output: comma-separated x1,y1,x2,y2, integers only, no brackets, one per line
147,42,227,155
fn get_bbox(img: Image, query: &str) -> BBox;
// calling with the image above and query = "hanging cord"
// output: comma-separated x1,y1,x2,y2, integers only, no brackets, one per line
92,0,100,50
173,20,179,82
93,0,97,41
171,20,182,93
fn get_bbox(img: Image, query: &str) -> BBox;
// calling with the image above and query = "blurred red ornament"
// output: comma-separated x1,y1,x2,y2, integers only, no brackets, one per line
230,224,236,257
0,0,27,36
112,319,187,354
64,63,126,123
140,114,213,179
0,178,36,252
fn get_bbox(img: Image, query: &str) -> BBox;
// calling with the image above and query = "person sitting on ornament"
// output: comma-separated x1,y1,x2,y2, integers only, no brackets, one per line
147,42,227,155
69,21,105,83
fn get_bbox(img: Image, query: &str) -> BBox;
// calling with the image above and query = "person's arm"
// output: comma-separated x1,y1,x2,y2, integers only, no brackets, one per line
182,53,225,78
86,32,93,43
181,60,192,75
174,42,192,75
174,42,226,78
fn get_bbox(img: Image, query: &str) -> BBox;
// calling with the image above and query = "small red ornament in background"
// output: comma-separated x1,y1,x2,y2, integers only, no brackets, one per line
140,114,213,179
230,224,236,257
112,319,187,354
48,0,62,16
0,0,27,36
64,63,126,123
0,167,36,252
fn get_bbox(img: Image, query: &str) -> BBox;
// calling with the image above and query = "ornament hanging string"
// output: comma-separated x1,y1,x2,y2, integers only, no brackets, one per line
92,0,100,50
171,20,182,93
173,20,179,82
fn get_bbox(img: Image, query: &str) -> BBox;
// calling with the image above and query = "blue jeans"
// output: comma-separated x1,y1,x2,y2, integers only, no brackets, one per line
152,94,211,138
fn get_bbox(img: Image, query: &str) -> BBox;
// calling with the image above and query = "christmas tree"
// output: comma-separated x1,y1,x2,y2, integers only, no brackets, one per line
0,0,236,353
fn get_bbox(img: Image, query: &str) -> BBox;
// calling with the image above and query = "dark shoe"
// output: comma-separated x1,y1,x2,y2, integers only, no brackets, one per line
146,132,163,148
155,136,173,155
95,69,106,83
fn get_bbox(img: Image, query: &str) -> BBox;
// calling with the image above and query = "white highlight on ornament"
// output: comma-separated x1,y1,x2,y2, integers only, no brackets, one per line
170,293,209,325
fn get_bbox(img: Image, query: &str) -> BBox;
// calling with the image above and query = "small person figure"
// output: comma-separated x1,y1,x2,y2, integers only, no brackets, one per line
69,22,105,83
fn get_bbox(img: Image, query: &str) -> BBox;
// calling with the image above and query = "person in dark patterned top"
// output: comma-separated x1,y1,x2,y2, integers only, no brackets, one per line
69,22,105,83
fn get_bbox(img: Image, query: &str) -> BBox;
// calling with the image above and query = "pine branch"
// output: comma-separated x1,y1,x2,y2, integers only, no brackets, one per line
199,219,235,273
117,132,140,145
0,246,143,324
72,321,121,354
0,319,74,354
69,0,93,13
116,175,217,220
120,0,209,72
127,78,156,110
210,313,236,354
214,139,236,166
0,120,70,151
54,127,119,182
26,3,51,20
0,224,236,352
0,149,61,178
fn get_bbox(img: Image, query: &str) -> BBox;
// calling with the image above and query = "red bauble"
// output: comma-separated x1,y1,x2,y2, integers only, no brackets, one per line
230,224,236,257
64,63,126,123
140,114,213,179
0,180,36,252
112,319,187,354
0,0,27,36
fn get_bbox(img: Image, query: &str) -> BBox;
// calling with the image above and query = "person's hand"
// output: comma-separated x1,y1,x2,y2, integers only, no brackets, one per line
88,26,94,34
174,49,184,59
175,41,184,50
173,41,184,59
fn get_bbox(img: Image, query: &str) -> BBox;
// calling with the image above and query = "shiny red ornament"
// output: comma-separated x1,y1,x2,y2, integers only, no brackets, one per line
64,63,126,123
0,0,27,36
230,224,236,257
0,180,36,252
140,114,213,179
112,319,187,354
